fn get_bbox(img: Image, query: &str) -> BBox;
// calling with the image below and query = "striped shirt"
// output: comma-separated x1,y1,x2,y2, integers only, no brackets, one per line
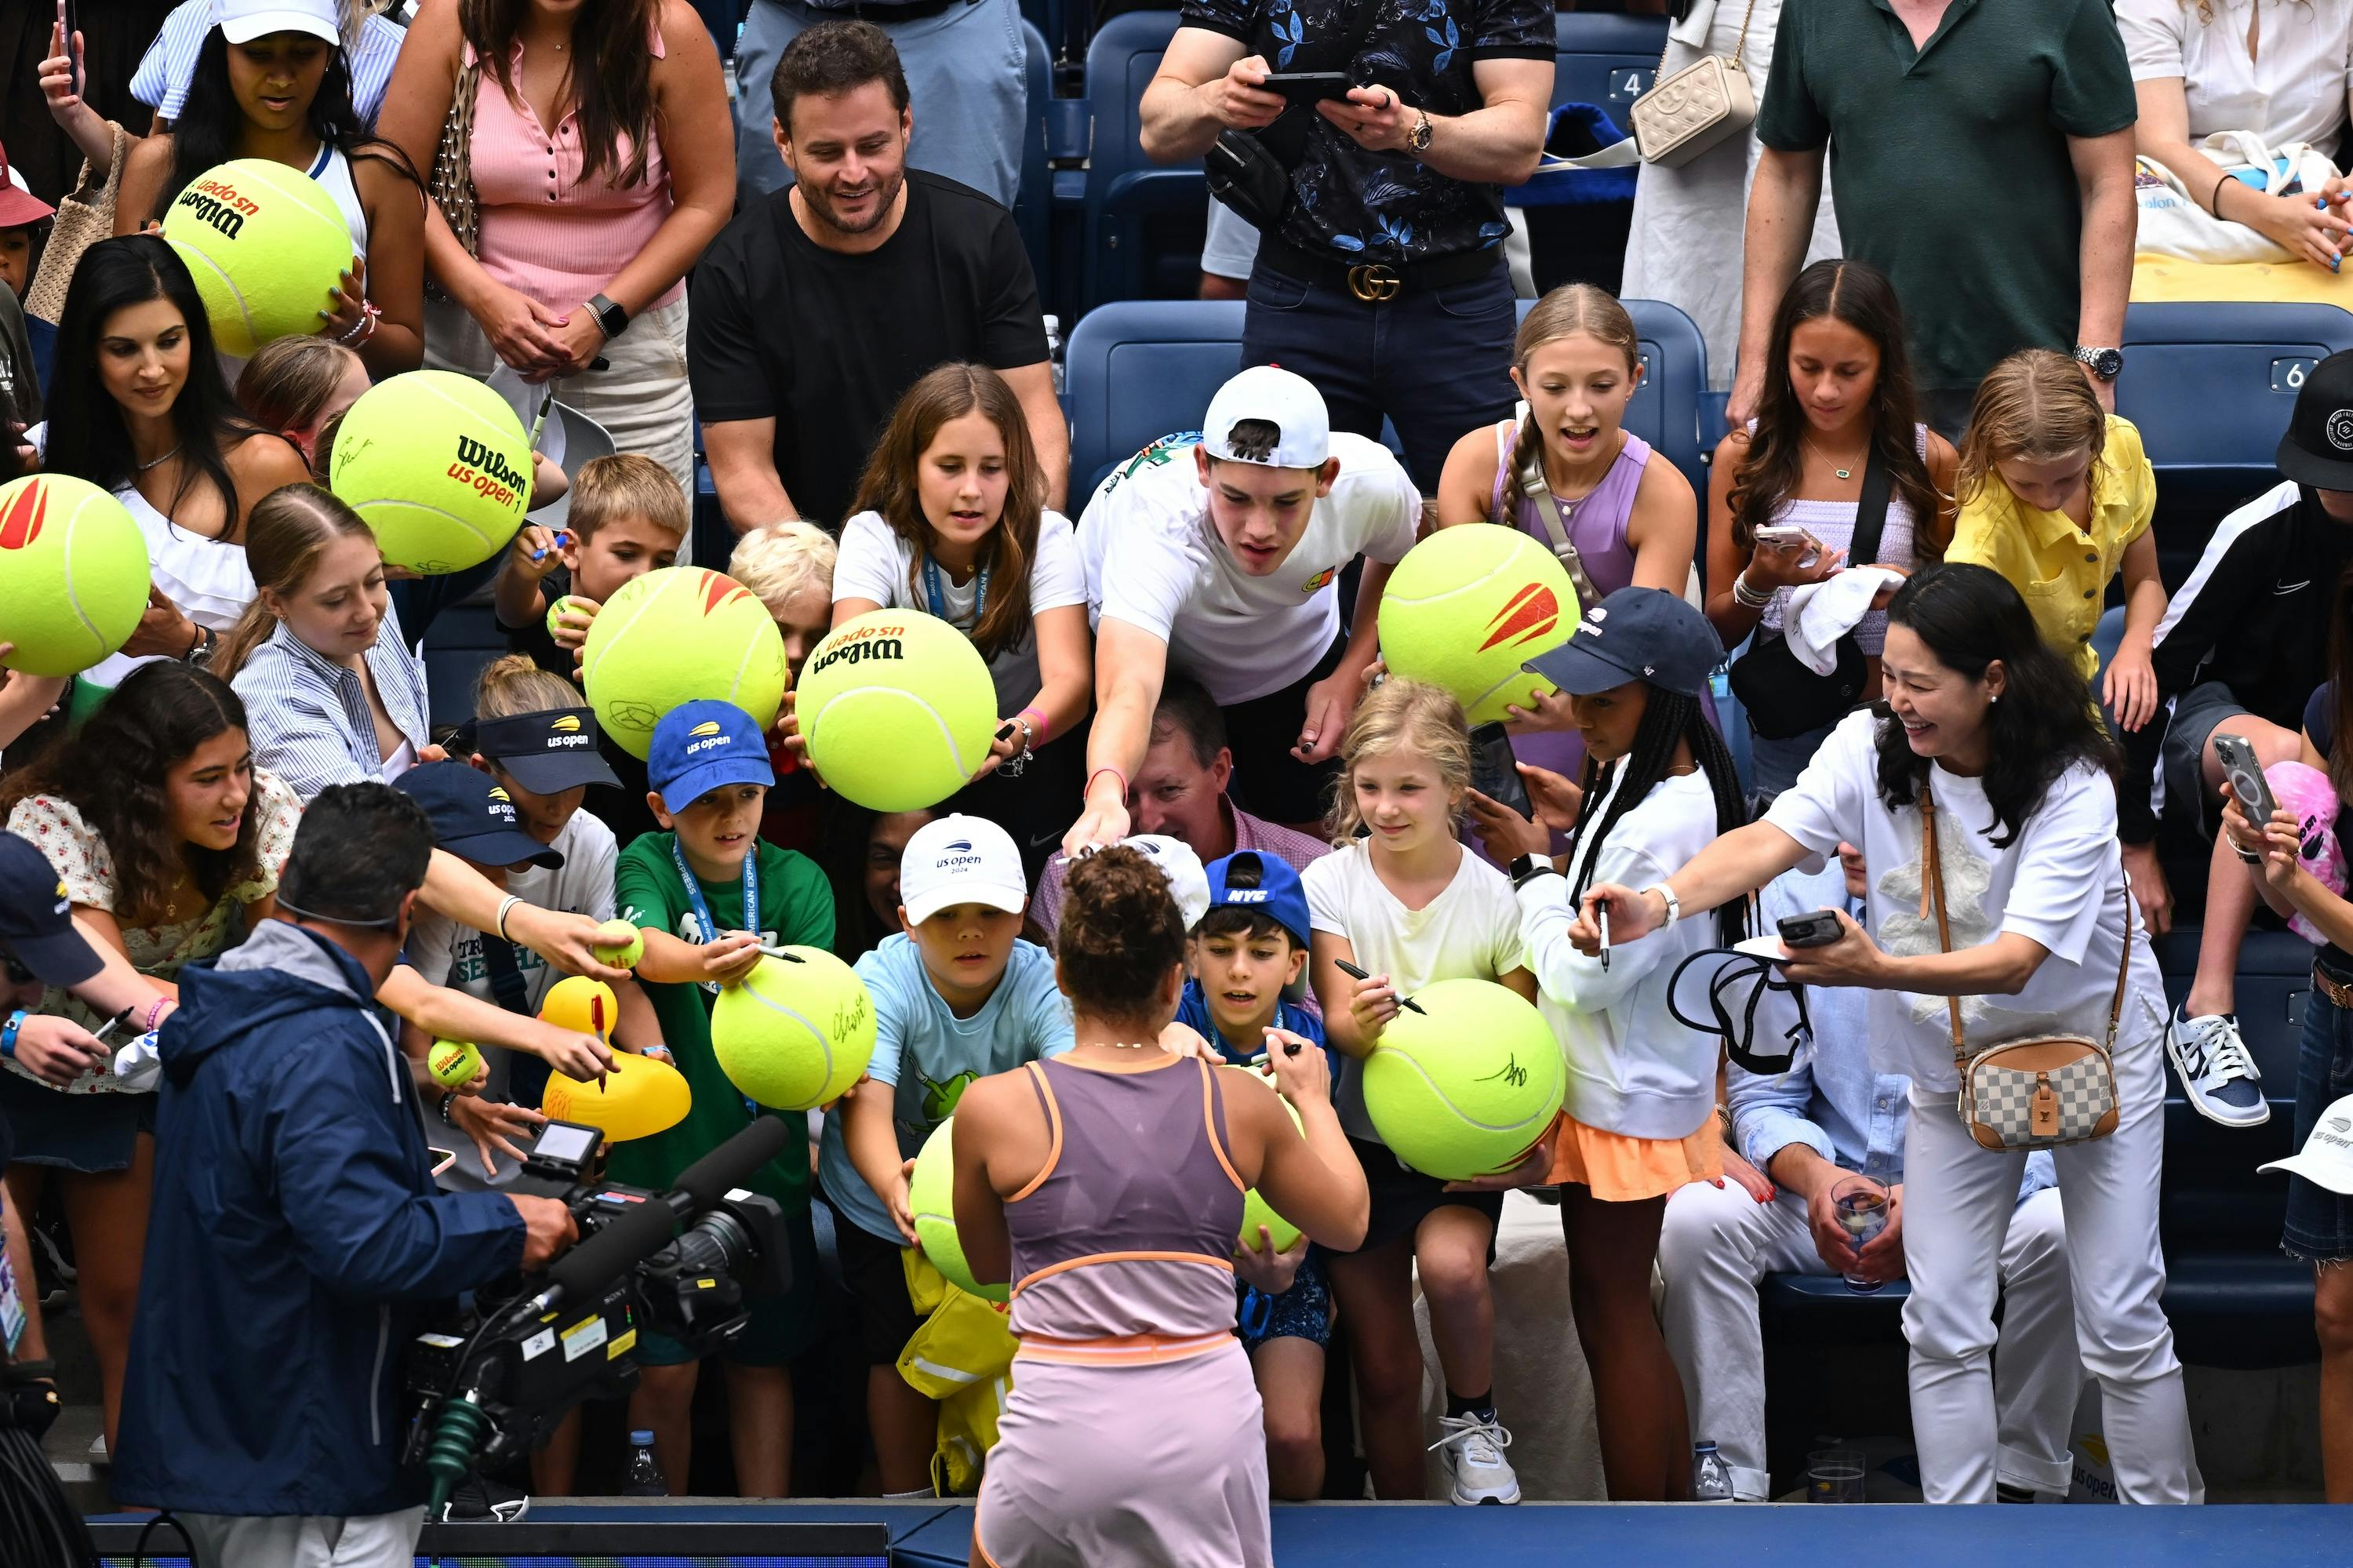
232,597,431,804
132,2,406,125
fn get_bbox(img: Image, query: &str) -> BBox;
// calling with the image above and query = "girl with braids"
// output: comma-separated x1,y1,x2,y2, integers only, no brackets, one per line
116,0,424,377
1468,588,1743,1501
1302,680,1541,1504
1577,564,2198,1504
1434,285,1699,784
1705,260,1957,799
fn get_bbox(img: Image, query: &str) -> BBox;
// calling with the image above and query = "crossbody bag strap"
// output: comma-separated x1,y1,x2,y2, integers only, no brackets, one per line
2104,863,2136,1051
1850,444,1894,568
1514,409,1605,606
1728,0,1760,71
1918,782,1969,1065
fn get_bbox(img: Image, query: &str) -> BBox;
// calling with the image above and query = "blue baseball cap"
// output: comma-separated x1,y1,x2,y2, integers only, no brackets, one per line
648,700,775,808
396,761,564,870
1201,850,1311,949
0,831,103,988
1522,586,1724,700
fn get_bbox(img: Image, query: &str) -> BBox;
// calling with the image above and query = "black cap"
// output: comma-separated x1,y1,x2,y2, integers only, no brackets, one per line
467,707,623,795
1522,587,1724,700
395,761,565,870
0,831,104,988
2277,351,2353,491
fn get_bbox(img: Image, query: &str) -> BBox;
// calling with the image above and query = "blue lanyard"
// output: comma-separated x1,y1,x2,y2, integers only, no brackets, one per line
670,837,758,947
1220,999,1297,1062
922,553,987,624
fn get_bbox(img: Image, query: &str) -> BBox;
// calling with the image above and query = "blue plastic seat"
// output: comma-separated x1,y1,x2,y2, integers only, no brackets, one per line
2119,301,2353,516
1016,19,1053,287
1551,13,1667,112
1081,12,1206,308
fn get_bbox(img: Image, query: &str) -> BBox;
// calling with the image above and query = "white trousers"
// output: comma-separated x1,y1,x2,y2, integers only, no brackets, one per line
179,1506,425,1568
1901,1034,2201,1503
1659,1179,2080,1499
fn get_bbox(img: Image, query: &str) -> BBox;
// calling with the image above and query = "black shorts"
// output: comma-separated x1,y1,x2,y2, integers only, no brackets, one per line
823,1183,923,1366
1329,1135,1504,1257
1220,631,1347,830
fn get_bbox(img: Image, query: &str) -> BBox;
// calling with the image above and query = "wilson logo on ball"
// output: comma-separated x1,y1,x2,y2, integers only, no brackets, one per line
1476,584,1561,653
0,483,44,549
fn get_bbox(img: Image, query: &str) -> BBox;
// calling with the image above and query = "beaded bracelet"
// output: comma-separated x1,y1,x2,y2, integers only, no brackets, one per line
336,301,381,347
1731,571,1773,610
143,996,173,1032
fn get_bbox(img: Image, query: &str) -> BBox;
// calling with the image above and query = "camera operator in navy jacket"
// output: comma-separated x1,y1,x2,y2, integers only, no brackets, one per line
113,784,577,1568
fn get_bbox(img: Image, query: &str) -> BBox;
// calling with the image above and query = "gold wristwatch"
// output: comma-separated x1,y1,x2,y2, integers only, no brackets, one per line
1408,109,1433,152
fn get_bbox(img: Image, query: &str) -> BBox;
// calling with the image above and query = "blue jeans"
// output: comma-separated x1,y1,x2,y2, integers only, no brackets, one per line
733,0,1024,211
1239,256,1517,493
2285,969,2353,1264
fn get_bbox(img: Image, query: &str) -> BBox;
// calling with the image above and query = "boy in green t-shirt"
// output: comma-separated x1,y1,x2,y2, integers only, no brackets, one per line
613,700,833,1498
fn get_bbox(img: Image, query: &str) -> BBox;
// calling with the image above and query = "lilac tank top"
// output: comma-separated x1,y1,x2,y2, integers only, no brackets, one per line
1005,1057,1246,1355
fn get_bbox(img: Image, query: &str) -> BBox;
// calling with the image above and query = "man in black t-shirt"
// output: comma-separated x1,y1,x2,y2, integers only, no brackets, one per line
689,22,1067,533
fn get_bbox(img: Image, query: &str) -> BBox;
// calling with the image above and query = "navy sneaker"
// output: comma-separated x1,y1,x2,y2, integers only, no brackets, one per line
2167,1008,2268,1127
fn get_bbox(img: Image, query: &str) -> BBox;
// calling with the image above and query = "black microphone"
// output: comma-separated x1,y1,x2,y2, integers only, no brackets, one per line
672,1114,790,1210
540,1197,676,1307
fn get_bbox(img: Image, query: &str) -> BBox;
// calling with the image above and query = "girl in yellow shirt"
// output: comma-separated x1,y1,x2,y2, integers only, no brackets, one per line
1944,349,2166,732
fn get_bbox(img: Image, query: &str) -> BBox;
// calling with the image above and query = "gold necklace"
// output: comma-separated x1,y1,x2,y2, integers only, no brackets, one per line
1802,435,1867,482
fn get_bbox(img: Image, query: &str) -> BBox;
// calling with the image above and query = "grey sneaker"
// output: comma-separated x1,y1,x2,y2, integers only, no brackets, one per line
2168,1009,2268,1127
1431,1412,1521,1505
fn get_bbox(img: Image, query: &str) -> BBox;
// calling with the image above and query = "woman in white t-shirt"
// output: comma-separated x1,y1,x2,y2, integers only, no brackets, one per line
2119,0,2353,268
1579,564,2198,1504
829,364,1092,878
1304,680,1539,1505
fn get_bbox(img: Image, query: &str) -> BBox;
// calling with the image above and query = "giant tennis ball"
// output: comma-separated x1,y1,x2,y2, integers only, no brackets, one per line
711,948,875,1111
1362,978,1565,1181
910,1115,1006,1302
580,567,789,760
329,371,533,575
0,475,149,678
1224,1066,1302,1254
427,1039,484,1090
542,1051,692,1141
160,158,351,356
591,919,645,970
1377,525,1579,724
795,610,996,812
540,974,618,1042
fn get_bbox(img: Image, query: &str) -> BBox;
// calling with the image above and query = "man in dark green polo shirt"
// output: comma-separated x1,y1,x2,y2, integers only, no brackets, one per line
1729,0,2139,435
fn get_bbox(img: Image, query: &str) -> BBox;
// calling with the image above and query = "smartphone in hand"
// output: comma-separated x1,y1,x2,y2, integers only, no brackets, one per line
2213,733,2280,826
1260,71,1355,104
1469,721,1533,820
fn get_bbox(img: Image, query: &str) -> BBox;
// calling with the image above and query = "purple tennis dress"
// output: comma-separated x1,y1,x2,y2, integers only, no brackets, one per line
973,1054,1268,1568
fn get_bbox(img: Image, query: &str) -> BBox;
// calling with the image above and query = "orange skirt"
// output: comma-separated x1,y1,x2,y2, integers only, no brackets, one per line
1544,1111,1722,1202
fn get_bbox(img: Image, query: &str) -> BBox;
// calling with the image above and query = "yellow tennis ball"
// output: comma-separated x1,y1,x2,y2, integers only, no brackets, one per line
546,595,576,642
160,158,351,357
795,610,997,813
1377,525,1580,724
540,974,619,1042
329,370,532,575
0,475,150,678
1223,1066,1302,1254
711,948,875,1111
1362,978,1565,1181
580,567,789,760
909,1115,1006,1302
591,919,645,969
427,1039,484,1089
542,1052,692,1142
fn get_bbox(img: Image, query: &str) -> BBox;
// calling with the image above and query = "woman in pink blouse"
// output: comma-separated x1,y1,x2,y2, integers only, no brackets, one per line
380,0,735,509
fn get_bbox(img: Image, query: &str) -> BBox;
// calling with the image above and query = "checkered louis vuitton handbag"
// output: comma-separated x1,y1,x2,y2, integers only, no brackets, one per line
1922,784,2124,1151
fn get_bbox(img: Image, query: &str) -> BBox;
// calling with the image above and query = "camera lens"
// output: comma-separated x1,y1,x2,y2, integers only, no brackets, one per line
669,1208,751,1275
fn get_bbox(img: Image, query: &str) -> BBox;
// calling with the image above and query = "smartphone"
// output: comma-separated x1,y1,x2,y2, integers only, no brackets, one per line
1751,525,1815,548
427,1146,457,1177
56,1,80,96
1777,910,1845,949
2213,733,2280,826
1260,71,1355,104
1468,721,1533,820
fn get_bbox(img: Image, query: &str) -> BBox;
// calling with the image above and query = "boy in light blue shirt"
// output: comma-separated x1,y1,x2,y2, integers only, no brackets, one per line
815,813,1072,1497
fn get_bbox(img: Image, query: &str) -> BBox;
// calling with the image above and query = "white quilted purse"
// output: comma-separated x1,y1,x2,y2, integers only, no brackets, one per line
1628,0,1758,169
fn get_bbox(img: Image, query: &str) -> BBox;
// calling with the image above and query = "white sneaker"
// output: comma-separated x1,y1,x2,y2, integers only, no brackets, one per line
2167,1008,2269,1127
1431,1412,1521,1505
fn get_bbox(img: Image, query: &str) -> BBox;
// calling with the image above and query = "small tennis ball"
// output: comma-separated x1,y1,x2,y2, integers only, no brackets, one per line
580,567,790,760
546,595,576,642
329,370,533,575
795,610,997,812
159,158,351,356
427,1039,484,1089
1223,1066,1302,1254
591,918,645,969
909,1115,1006,1302
1362,978,1565,1181
542,1052,692,1142
0,475,150,678
540,974,618,1042
1377,524,1580,724
711,948,875,1111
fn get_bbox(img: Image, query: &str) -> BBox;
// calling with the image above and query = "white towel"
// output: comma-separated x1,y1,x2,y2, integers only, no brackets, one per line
1784,567,1907,675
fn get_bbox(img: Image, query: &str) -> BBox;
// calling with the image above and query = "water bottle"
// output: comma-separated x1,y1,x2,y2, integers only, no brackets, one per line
1692,1440,1733,1501
621,1430,666,1497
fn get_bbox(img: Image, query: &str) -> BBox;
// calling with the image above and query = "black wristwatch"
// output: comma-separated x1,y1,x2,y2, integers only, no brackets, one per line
183,623,216,669
1509,852,1555,890
2072,345,2123,383
587,293,629,340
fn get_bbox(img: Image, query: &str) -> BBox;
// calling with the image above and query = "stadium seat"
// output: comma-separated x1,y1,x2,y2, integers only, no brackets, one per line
419,601,511,733
1586,297,1710,496
1551,13,1667,112
1017,19,1054,287
1082,12,1207,308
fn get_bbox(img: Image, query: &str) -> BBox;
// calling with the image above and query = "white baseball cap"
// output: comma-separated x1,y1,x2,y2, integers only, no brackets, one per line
2260,1093,2353,1195
1200,366,1330,471
1121,834,1212,930
899,814,1028,926
215,0,342,46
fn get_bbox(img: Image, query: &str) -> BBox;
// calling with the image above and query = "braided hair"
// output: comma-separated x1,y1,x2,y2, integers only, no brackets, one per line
1559,688,1749,947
